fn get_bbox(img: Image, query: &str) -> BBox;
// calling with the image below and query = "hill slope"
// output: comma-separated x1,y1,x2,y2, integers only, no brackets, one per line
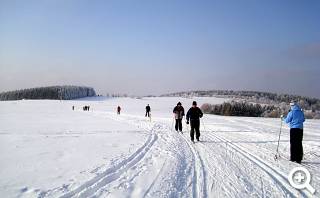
0,97,319,197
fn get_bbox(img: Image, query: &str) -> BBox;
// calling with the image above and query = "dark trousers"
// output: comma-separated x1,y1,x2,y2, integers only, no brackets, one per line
145,111,150,117
290,128,303,162
190,120,200,141
175,119,182,131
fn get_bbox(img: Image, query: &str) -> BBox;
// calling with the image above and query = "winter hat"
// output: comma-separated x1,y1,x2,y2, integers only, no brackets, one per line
290,100,297,106
177,102,181,106
192,101,197,106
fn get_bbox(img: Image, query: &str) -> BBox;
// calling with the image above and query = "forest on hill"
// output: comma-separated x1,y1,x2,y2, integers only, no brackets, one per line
0,86,96,101
162,90,320,119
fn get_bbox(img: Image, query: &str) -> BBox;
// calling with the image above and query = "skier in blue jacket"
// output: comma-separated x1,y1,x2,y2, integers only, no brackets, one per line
284,101,305,164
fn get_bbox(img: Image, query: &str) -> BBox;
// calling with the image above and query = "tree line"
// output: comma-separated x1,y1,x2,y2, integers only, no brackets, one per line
201,101,320,119
162,90,320,115
201,101,283,118
0,86,96,101
162,90,319,106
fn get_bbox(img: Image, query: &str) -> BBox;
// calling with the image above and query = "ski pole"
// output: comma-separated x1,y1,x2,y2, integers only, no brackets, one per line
186,120,189,133
274,118,283,161
201,117,207,132
171,115,175,132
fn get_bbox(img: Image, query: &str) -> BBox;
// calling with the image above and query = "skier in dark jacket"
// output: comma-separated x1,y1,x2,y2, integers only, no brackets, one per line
145,104,151,117
173,102,185,132
284,100,305,164
186,101,203,142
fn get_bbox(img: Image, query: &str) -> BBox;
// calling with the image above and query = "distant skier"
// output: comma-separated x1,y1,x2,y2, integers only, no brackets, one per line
72,106,74,111
186,101,203,142
88,106,90,111
145,104,151,117
283,100,305,164
173,102,185,132
117,106,121,115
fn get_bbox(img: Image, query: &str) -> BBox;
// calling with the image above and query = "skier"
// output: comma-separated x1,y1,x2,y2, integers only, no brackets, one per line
72,106,74,111
145,104,151,117
173,102,185,132
117,106,121,115
283,100,305,164
186,101,203,142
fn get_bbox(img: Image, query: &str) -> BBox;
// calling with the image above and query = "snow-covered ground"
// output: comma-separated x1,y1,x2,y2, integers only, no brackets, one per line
0,97,319,198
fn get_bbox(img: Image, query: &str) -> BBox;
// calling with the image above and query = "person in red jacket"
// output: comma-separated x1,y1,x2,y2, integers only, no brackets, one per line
117,106,121,115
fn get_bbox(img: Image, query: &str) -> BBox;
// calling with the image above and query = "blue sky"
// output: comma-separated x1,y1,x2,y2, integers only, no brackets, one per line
0,0,319,97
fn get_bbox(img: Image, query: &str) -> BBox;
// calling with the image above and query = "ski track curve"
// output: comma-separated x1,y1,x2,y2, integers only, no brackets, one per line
100,111,208,197
38,112,161,198
58,133,158,198
204,130,311,198
41,111,201,198
34,109,316,198
178,132,208,198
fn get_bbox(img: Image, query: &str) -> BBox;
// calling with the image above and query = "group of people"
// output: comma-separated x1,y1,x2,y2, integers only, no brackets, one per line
116,104,151,117
173,101,203,142
172,100,305,164
83,106,90,111
74,99,305,164
71,105,90,111
117,101,202,143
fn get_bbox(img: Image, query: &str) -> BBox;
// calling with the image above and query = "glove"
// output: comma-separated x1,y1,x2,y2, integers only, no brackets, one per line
186,121,189,125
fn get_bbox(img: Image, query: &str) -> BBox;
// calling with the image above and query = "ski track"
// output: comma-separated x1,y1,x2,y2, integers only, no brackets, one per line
49,133,157,198
34,110,318,198
204,130,310,198
39,111,202,198
178,132,208,198
142,158,167,198
100,111,208,197
37,112,159,198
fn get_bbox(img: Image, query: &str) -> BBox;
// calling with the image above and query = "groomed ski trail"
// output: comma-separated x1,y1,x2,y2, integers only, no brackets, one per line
204,131,310,197
38,110,315,198
178,131,208,198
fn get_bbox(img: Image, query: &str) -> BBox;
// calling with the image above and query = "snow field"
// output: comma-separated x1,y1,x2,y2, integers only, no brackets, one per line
0,97,319,197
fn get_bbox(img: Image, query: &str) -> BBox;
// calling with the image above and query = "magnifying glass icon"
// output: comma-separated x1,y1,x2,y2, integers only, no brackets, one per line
288,167,316,194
